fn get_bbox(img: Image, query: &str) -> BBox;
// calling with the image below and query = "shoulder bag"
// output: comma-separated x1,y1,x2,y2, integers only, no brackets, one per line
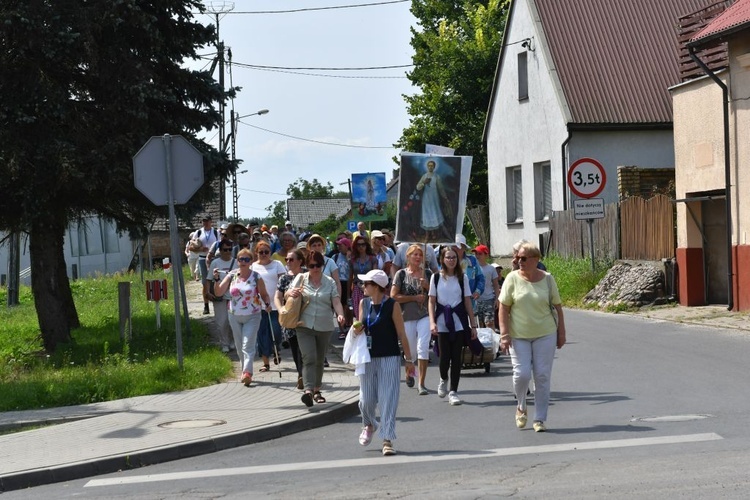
546,273,559,327
279,274,308,329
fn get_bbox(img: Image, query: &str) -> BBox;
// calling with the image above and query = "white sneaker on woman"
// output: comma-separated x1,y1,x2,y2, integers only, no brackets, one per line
437,379,448,398
448,391,462,406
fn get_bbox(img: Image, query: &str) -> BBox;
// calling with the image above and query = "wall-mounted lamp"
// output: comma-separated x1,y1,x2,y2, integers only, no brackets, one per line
521,38,535,52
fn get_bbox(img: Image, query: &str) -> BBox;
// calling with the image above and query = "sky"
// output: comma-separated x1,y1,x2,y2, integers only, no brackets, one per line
194,0,418,221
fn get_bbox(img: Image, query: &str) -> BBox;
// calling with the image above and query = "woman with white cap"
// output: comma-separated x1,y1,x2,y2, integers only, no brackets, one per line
352,269,412,456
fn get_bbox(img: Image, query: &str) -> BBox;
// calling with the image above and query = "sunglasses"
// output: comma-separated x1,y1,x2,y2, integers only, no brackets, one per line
363,281,375,287
220,248,232,252
285,257,296,262
357,243,367,247
238,257,252,263
518,256,533,262
258,250,270,255
444,256,457,260
307,263,322,269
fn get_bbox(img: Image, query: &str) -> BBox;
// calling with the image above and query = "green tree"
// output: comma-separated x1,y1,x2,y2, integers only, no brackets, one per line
398,0,508,205
0,1,232,351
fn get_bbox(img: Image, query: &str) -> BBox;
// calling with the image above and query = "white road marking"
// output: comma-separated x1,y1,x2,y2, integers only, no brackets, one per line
84,432,722,487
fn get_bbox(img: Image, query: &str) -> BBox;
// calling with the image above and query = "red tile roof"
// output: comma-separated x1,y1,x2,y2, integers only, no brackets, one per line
533,0,711,125
692,0,750,43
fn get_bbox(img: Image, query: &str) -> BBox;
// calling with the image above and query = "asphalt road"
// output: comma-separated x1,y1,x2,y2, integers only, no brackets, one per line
7,309,750,499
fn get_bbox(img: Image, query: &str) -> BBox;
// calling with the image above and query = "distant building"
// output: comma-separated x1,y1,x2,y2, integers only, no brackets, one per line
286,198,351,230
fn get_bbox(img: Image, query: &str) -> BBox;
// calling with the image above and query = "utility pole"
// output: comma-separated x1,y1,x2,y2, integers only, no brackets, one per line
206,2,234,220
231,110,239,220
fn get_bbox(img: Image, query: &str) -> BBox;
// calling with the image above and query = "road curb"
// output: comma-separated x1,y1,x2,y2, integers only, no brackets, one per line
0,397,360,492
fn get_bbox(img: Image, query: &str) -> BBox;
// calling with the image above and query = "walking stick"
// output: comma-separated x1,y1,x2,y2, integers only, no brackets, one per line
266,309,282,379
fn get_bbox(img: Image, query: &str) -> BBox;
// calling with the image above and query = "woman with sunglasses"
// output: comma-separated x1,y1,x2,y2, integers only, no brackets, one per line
209,238,239,353
252,240,287,372
213,248,272,387
272,231,297,263
499,242,565,433
428,246,479,406
286,250,346,407
349,235,379,323
274,249,306,390
353,269,412,456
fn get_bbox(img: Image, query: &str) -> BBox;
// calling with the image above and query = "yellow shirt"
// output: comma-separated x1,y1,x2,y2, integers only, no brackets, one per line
499,271,560,339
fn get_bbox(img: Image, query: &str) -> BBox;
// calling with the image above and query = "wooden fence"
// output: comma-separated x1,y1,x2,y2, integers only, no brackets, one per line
620,194,675,260
549,194,674,261
549,203,619,261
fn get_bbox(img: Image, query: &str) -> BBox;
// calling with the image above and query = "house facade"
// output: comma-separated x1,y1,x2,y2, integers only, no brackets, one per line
484,0,709,255
1,216,136,287
672,0,750,310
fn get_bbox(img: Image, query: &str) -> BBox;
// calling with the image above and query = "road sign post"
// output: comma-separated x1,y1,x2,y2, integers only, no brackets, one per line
134,134,204,369
568,158,607,274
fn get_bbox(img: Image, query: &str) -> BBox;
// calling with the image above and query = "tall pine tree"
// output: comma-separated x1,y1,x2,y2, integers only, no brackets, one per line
0,0,232,350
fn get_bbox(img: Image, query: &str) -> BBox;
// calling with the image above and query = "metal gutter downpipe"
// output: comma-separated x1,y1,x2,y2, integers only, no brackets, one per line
687,46,734,311
561,129,572,210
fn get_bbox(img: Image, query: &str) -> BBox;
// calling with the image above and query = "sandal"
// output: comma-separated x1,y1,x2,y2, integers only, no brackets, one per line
313,391,326,404
301,392,314,408
382,440,396,456
259,365,270,373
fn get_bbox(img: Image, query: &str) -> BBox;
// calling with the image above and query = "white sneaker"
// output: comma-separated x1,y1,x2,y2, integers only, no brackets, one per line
448,391,462,406
221,345,230,353
437,379,448,398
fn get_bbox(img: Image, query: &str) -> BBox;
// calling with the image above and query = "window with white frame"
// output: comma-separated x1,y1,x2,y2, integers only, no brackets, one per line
518,52,528,100
534,161,552,220
506,166,523,223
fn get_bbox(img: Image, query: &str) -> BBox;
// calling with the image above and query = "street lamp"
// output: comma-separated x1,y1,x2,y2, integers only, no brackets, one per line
236,109,269,120
231,110,269,220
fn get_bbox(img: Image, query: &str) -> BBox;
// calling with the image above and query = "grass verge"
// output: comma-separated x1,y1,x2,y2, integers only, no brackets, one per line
0,267,232,412
542,253,612,307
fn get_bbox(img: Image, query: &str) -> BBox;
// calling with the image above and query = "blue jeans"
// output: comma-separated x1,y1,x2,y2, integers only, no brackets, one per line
228,313,261,374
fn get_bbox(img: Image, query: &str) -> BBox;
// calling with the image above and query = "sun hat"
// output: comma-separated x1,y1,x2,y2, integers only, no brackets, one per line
370,229,385,239
357,269,389,288
454,234,470,250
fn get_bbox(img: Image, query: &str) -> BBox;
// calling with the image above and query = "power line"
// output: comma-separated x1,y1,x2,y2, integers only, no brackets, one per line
235,65,409,79
216,58,412,71
236,186,288,196
197,0,409,15
237,121,398,149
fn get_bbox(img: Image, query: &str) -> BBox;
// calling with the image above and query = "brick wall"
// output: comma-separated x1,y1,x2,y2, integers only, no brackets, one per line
618,166,675,200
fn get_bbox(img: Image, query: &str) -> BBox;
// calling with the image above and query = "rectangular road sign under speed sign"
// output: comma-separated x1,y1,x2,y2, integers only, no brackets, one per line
574,198,605,220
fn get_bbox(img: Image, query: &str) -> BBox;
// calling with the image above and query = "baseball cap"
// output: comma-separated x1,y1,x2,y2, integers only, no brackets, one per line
357,269,389,288
473,244,490,255
336,237,352,248
370,230,385,239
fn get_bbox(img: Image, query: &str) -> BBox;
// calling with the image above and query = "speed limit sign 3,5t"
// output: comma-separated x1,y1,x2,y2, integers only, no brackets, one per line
567,157,606,198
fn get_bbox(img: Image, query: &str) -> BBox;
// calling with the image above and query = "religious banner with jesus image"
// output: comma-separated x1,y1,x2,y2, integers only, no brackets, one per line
396,153,472,245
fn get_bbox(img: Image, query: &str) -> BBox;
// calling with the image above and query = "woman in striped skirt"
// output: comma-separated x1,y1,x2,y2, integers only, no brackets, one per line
353,269,413,456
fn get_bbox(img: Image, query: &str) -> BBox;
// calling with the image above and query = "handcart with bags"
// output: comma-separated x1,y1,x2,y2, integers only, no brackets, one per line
461,328,501,373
